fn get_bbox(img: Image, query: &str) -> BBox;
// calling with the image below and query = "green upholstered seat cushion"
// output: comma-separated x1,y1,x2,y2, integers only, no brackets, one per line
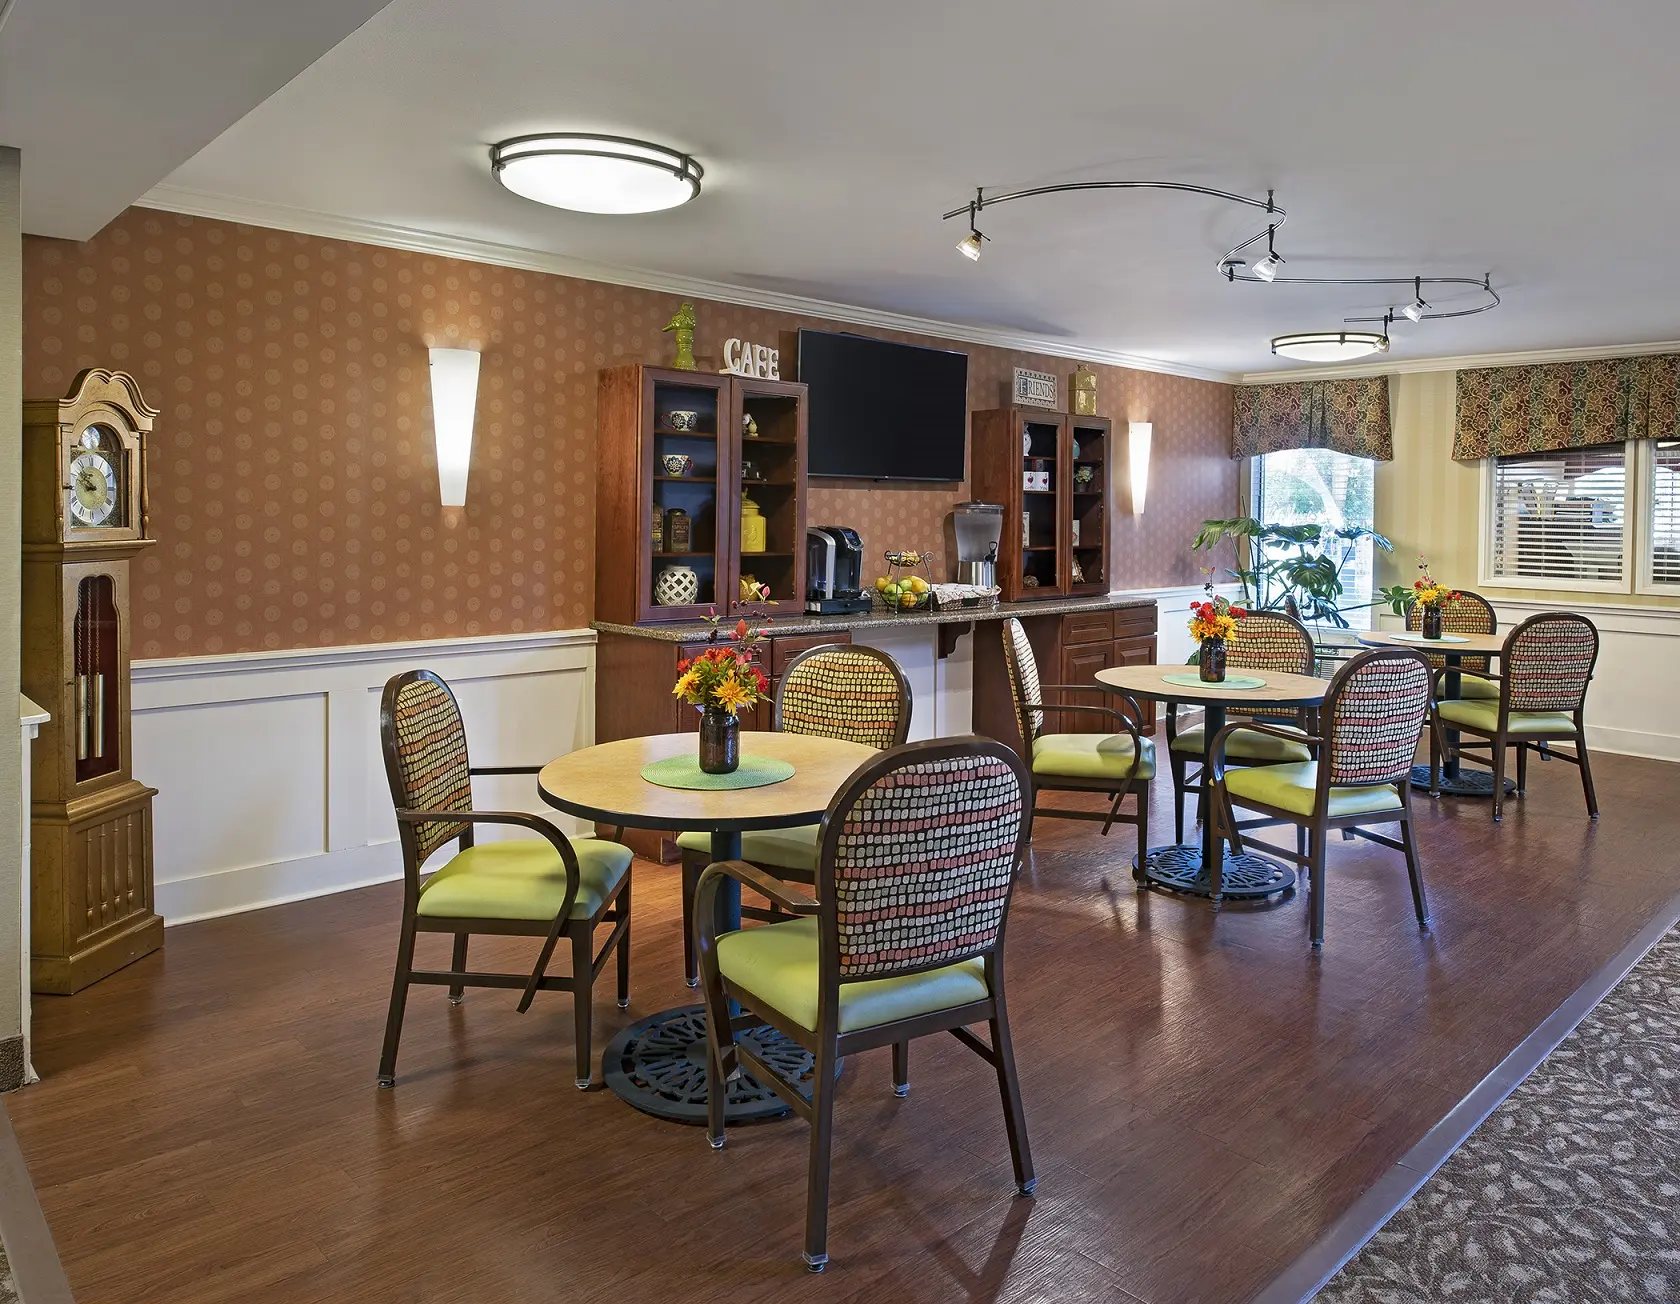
1222,761,1402,819
417,837,630,921
675,824,821,872
716,916,989,1033
1436,700,1576,735
1031,733,1157,782
1450,674,1500,701
1169,723,1312,762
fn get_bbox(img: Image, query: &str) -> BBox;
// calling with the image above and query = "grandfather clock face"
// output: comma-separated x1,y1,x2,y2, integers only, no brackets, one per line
67,424,125,530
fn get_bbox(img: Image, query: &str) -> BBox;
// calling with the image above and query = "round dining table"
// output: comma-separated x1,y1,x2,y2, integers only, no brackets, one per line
537,730,876,1125
1094,662,1330,901
1356,628,1513,797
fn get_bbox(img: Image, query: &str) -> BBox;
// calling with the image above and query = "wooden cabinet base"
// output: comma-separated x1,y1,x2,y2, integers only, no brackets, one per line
31,780,162,995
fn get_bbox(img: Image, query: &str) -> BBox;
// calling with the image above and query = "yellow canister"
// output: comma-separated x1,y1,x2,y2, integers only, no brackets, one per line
740,494,767,553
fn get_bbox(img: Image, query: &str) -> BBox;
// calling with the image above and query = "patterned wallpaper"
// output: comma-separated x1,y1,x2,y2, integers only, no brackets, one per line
23,208,1235,658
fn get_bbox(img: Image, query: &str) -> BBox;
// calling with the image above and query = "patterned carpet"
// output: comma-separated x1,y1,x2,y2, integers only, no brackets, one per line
1317,926,1680,1303
0,1242,15,1304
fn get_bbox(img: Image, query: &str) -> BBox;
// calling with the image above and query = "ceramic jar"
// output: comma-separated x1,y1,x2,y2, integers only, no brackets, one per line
740,495,767,553
654,565,700,606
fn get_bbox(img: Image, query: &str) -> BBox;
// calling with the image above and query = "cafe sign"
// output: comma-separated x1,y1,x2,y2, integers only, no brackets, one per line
721,338,781,379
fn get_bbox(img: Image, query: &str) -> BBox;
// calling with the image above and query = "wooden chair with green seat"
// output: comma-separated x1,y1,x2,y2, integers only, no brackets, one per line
1000,617,1151,866
1407,589,1499,700
1164,609,1317,845
1429,611,1599,823
377,669,633,1090
675,643,910,986
695,736,1035,1273
1208,646,1434,948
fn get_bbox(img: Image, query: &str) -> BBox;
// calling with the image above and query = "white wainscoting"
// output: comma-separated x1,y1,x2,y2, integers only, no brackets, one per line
1377,599,1680,763
132,630,596,925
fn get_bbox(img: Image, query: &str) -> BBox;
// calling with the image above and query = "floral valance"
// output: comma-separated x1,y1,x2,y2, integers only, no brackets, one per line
1232,376,1392,461
1453,354,1680,459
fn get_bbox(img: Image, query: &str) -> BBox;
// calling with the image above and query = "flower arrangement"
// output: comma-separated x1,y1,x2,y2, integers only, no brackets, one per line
673,611,770,717
1188,577,1245,643
1379,557,1458,613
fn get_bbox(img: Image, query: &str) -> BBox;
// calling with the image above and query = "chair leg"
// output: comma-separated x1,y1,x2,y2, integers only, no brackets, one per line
1400,812,1429,929
990,1005,1036,1198
378,915,418,1088
681,853,702,988
1170,752,1187,845
803,1039,839,1272
1576,728,1599,820
1515,741,1528,796
447,933,468,1004
1428,715,1443,797
1490,736,1508,823
616,876,632,1010
1309,828,1327,948
892,1041,909,1097
570,928,593,1090
1134,780,1150,884
1296,824,1307,862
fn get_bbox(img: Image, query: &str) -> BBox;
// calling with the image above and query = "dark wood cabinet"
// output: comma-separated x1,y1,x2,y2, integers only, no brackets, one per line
595,365,807,626
971,408,1111,602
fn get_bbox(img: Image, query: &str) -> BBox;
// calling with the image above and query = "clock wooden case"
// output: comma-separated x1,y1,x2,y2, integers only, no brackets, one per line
21,368,163,994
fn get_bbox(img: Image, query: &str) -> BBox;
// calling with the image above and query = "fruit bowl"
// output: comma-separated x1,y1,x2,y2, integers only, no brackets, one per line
874,549,937,614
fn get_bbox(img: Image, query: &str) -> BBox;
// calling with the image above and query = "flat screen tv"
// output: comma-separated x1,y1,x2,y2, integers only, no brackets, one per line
798,330,968,481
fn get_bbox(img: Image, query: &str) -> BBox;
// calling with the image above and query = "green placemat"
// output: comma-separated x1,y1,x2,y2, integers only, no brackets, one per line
1387,631,1469,644
640,753,795,790
1162,672,1267,690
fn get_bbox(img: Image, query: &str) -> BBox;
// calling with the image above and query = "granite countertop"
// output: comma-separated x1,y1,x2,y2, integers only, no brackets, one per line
593,591,1156,642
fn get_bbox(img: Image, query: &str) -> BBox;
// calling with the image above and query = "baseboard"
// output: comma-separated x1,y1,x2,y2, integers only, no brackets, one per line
1583,724,1680,764
157,842,403,926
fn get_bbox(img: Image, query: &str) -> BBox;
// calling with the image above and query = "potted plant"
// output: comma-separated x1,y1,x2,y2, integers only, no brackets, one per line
1191,514,1393,631
1188,582,1245,683
672,612,770,774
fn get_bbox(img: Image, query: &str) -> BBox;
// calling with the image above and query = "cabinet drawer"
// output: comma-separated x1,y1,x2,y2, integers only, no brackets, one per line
770,631,851,674
1112,604,1158,637
1061,610,1114,645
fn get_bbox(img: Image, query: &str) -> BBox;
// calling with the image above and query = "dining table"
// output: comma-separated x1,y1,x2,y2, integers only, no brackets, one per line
1094,662,1331,902
1355,628,1514,797
537,729,876,1125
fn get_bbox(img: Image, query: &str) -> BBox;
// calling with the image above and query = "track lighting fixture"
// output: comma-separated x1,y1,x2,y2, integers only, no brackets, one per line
938,180,1501,362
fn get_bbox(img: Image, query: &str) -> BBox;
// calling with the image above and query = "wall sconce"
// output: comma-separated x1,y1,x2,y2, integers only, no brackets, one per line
428,347,481,508
1128,421,1153,514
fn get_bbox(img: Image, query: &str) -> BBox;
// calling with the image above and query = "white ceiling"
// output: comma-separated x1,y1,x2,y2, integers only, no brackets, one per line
36,0,1680,376
0,0,392,237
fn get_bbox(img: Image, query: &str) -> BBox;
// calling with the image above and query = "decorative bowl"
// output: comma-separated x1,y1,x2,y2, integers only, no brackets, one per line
1074,465,1096,487
661,453,694,477
665,410,700,432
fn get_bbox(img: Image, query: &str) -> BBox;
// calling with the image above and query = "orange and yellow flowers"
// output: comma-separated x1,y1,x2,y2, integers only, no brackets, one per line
1409,557,1458,609
1189,581,1245,643
672,612,772,717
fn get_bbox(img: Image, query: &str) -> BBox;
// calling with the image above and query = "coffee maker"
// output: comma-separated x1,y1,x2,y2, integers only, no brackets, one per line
946,502,1004,590
805,526,873,615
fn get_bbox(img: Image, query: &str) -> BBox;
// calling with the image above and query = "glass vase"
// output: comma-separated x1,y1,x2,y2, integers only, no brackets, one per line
1421,605,1444,640
1199,637,1227,684
698,706,740,775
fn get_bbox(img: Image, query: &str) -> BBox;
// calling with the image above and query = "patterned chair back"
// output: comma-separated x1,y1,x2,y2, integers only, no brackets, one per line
1321,648,1433,788
776,645,911,749
1502,613,1598,713
1226,610,1315,724
1001,618,1045,745
380,670,473,863
1406,589,1497,676
819,739,1029,984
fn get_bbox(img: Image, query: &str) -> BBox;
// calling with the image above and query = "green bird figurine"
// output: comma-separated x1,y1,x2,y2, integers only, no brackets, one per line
662,301,698,371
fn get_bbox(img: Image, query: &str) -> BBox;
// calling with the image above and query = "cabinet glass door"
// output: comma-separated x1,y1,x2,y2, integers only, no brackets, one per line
647,375,731,619
1068,417,1109,594
1020,416,1065,596
730,378,806,615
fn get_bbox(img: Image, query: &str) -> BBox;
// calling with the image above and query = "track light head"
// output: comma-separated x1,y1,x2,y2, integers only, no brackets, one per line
1252,252,1283,283
956,229,985,261
1400,300,1426,323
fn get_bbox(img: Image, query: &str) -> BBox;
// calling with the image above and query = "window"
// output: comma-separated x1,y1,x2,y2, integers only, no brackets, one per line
1642,440,1680,592
1253,448,1377,629
1486,445,1629,589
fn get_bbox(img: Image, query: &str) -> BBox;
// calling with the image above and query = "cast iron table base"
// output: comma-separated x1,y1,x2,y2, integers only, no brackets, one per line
603,1006,825,1125
1408,763,1517,798
1137,843,1296,900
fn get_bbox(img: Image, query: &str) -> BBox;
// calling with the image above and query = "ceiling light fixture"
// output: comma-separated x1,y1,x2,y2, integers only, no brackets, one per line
1271,331,1391,363
1250,227,1285,283
955,197,987,261
1399,276,1429,322
491,133,702,214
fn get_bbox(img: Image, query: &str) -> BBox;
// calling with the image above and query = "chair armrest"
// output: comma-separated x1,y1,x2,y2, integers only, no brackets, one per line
1431,665,1502,697
1023,699,1148,734
469,765,544,776
696,859,819,920
1207,721,1324,785
395,807,582,883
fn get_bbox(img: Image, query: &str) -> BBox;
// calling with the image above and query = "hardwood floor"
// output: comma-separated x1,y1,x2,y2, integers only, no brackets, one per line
10,744,1680,1304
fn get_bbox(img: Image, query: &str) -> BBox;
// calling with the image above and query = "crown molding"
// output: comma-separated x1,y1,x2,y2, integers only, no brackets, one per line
135,185,1236,384
1237,337,1680,386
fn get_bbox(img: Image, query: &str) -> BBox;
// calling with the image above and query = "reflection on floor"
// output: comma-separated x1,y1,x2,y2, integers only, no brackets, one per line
1316,924,1680,1304
9,741,1680,1304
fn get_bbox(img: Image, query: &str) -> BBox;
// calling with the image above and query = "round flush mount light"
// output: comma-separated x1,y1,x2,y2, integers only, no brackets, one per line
1271,331,1391,363
491,134,702,214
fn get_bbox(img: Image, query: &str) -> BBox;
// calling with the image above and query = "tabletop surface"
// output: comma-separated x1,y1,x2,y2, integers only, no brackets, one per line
1357,629,1507,655
1096,662,1330,706
537,731,878,832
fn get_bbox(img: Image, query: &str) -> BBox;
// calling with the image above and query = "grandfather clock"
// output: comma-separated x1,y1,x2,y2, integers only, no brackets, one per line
21,368,162,994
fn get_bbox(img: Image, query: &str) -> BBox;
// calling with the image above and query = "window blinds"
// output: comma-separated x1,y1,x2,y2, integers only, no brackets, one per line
1489,445,1627,583
1651,441,1680,587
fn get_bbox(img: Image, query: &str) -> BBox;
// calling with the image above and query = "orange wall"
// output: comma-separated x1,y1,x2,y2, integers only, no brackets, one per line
23,208,1235,659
